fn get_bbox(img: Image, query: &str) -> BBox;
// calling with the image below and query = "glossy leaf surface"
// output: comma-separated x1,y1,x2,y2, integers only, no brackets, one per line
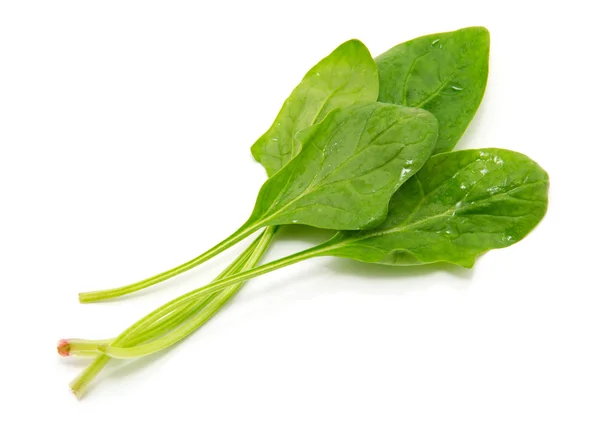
325,149,549,267
249,102,439,230
251,39,379,177
376,27,490,154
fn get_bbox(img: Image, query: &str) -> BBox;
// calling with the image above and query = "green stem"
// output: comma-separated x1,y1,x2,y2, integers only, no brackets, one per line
99,226,279,359
69,228,274,398
69,356,111,399
125,245,253,344
78,221,261,303
58,338,112,357
110,238,335,325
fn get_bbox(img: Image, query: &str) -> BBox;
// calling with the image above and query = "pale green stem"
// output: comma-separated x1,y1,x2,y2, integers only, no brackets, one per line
58,338,113,357
125,243,259,345
99,226,279,359
98,238,336,334
69,228,274,398
70,357,111,399
78,221,262,303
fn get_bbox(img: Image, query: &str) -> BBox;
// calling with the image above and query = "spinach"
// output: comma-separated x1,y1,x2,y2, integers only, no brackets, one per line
79,102,439,302
63,30,548,399
251,39,379,177
377,26,489,154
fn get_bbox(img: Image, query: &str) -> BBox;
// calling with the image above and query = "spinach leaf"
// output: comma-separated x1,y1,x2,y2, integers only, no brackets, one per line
251,39,379,177
325,149,549,267
247,102,438,230
376,27,490,154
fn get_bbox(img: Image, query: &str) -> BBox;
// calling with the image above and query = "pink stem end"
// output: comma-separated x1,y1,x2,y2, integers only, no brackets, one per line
57,339,71,357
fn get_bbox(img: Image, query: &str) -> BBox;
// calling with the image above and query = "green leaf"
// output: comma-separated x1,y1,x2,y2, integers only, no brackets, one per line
248,102,439,230
376,26,490,154
251,39,379,177
325,148,549,267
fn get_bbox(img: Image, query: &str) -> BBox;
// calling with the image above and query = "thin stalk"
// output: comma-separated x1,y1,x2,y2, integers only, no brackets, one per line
63,240,259,364
63,243,259,358
78,221,262,303
63,263,251,357
69,227,276,398
99,226,279,359
126,241,259,345
58,338,112,357
98,238,337,333
69,357,110,399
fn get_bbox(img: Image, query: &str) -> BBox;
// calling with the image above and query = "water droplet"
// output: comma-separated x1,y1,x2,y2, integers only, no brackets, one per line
455,201,462,209
400,167,412,178
451,85,463,91
442,224,459,239
291,220,298,223
316,72,320,76
480,168,488,175
431,39,440,46
493,156,504,165
406,159,413,165
460,183,467,190
479,151,489,158
487,186,500,194
271,138,279,142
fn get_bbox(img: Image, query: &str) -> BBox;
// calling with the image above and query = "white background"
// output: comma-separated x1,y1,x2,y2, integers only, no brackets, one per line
1,1,598,440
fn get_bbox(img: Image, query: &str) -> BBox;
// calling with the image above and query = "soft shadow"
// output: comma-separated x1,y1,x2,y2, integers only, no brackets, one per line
80,345,178,397
453,90,490,151
104,349,173,379
274,225,336,245
59,356,95,367
324,258,474,281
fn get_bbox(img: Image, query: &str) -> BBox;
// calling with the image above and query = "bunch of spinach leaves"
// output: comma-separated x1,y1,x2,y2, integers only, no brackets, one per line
61,27,549,397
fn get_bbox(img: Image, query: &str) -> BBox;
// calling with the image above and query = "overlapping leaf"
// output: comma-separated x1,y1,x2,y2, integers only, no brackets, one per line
251,39,379,176
249,102,439,230
324,149,549,267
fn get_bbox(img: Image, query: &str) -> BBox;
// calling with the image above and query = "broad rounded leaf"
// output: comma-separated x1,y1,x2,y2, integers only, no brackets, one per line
326,149,549,267
251,39,379,177
376,27,490,154
248,102,439,231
